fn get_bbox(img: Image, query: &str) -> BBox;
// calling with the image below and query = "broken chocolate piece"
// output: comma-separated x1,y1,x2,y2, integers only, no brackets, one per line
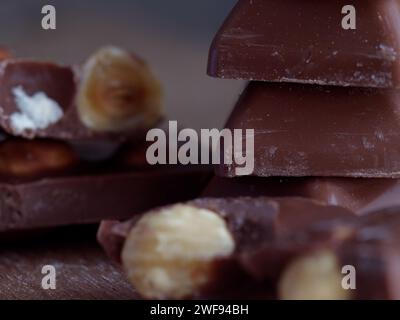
0,166,210,232
0,60,75,139
100,197,400,300
203,176,400,215
241,205,400,300
99,197,355,299
208,0,400,88
0,47,162,141
219,82,400,177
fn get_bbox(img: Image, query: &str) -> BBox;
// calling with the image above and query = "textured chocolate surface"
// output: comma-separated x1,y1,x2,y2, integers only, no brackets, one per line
208,0,400,88
203,176,400,215
0,60,156,141
219,82,400,177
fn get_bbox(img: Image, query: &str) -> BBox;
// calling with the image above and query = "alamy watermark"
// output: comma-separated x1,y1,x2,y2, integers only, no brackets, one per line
146,121,255,176
41,5,56,30
342,264,356,290
41,265,56,290
342,5,356,30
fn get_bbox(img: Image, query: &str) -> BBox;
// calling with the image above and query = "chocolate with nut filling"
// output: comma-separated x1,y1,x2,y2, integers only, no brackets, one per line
100,197,400,299
241,206,400,300
208,0,400,88
0,47,162,141
203,176,400,215
219,82,400,177
98,197,356,299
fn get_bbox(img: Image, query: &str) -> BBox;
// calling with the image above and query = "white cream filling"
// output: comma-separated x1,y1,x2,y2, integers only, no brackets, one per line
10,86,63,134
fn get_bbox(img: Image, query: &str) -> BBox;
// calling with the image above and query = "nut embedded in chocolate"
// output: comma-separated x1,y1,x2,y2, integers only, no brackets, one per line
121,204,235,299
101,198,400,300
0,139,78,178
278,250,350,300
77,46,163,132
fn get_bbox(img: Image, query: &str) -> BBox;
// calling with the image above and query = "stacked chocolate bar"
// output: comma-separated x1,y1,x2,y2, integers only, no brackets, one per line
205,0,400,212
0,47,209,231
205,0,400,297
98,0,400,300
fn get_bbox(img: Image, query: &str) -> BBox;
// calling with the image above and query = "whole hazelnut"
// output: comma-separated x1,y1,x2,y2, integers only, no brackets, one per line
121,204,235,299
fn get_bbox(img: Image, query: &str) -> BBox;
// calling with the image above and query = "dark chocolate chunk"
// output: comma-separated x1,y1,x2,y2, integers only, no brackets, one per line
208,0,400,88
219,82,400,177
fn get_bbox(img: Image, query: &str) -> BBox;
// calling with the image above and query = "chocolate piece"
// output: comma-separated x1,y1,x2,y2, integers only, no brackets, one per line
0,60,80,139
0,53,161,141
99,197,355,299
336,242,400,300
99,197,354,262
101,197,400,299
0,166,210,232
208,0,400,88
219,82,400,177
241,205,400,300
203,176,400,215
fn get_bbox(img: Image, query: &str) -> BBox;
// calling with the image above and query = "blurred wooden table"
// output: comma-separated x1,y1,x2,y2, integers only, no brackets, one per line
0,226,137,300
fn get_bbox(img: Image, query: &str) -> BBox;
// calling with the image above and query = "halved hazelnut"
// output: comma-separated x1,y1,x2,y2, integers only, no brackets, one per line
0,139,78,177
77,46,163,132
278,250,350,300
121,204,235,299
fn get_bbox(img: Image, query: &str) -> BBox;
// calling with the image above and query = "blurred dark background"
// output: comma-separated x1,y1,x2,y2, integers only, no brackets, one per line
0,0,244,130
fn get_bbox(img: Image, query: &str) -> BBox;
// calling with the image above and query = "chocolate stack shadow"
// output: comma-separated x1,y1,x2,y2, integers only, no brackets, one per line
205,0,400,215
